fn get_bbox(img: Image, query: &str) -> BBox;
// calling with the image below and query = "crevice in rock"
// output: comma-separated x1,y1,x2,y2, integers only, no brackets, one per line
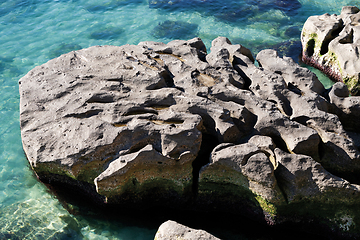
65,109,103,118
287,82,302,95
123,107,158,116
268,135,290,153
160,67,175,87
291,116,311,127
87,93,115,103
192,133,219,197
339,28,354,44
233,65,252,90
274,166,290,205
306,39,315,57
320,26,343,55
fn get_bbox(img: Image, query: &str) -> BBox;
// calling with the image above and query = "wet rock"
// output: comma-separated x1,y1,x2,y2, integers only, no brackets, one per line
19,36,360,238
155,220,220,240
301,6,360,95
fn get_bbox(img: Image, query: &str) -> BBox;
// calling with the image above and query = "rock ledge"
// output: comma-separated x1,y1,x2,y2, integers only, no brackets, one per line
19,36,360,238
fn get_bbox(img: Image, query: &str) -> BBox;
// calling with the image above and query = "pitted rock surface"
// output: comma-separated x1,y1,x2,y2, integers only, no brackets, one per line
19,36,360,237
301,6,360,95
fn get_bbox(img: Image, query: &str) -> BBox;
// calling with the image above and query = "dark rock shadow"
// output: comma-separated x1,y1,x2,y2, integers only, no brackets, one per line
151,20,198,40
89,26,124,40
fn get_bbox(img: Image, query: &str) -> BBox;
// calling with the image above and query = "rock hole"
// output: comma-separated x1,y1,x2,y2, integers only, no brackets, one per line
306,39,315,57
320,27,343,55
287,82,302,95
192,133,219,197
132,178,138,186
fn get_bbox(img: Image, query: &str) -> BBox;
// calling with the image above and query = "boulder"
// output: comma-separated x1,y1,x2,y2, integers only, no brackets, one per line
154,220,220,240
19,36,360,238
301,6,360,95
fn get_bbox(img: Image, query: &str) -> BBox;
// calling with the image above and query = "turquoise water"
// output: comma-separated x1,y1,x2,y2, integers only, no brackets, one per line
0,0,357,239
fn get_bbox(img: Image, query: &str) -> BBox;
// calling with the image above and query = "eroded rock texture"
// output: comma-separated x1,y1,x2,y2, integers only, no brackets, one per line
301,6,360,95
19,37,360,237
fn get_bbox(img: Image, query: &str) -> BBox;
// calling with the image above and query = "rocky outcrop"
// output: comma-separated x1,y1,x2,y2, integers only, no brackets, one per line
19,36,360,238
301,6,360,95
154,220,220,240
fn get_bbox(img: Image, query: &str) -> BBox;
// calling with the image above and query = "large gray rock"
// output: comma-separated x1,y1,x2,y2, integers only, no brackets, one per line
301,6,360,95
19,36,360,237
154,220,220,240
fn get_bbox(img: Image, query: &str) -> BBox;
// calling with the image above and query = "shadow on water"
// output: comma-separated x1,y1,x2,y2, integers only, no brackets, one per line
151,20,199,40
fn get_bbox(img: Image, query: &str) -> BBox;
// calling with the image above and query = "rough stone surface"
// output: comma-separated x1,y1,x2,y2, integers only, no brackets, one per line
19,36,360,238
301,6,360,95
154,220,220,240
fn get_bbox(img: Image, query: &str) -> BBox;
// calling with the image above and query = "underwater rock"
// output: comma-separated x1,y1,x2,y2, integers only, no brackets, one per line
151,20,198,40
301,6,360,95
19,36,360,238
149,0,299,24
274,0,301,15
269,40,302,62
284,26,301,38
89,26,124,40
48,43,82,59
245,0,301,16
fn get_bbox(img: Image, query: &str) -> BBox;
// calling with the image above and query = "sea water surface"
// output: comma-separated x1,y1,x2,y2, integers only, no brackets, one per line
0,0,358,239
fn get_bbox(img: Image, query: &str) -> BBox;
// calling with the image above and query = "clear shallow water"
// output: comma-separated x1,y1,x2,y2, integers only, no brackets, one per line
0,0,357,239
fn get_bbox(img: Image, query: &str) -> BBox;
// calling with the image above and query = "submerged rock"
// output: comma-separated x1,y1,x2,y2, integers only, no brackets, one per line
48,43,83,59
301,6,360,95
19,36,360,238
151,20,199,40
89,26,124,40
